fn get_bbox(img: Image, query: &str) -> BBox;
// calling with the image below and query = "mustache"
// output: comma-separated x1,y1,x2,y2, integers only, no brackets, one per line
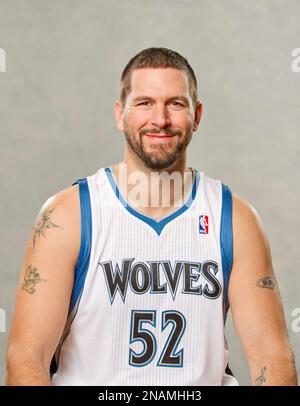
140,128,182,137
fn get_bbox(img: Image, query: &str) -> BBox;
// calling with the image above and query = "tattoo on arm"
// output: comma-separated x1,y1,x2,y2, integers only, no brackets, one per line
32,207,62,252
255,366,266,386
256,276,277,291
22,265,47,294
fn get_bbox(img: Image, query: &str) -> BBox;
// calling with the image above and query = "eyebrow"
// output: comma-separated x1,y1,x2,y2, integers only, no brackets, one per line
132,95,190,104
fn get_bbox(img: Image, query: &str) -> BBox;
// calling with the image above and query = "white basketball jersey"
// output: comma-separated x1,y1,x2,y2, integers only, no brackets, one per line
51,166,238,386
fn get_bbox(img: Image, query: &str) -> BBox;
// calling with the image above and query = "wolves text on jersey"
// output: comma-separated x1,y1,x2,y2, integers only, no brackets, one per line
98,258,222,304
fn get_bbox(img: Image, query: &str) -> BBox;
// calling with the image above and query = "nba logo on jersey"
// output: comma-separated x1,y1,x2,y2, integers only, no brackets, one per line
199,215,209,234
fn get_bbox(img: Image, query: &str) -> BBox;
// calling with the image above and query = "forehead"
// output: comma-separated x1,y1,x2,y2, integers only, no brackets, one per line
129,68,189,97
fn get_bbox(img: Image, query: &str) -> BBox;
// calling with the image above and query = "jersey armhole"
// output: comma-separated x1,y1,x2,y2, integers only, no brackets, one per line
50,178,92,377
220,183,233,318
69,178,92,314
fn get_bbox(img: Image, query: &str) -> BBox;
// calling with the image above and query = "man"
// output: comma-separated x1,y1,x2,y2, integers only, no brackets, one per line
6,47,297,385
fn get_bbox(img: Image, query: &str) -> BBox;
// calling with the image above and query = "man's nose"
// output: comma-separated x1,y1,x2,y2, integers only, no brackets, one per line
149,104,171,128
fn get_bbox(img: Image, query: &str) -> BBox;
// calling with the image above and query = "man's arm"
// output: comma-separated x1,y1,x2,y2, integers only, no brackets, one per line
6,185,80,385
228,194,297,386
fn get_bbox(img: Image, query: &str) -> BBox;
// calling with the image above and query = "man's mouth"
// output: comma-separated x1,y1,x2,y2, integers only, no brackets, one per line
144,133,175,138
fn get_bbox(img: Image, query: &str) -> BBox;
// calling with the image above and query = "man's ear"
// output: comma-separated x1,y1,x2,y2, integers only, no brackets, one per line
115,100,125,132
193,102,203,131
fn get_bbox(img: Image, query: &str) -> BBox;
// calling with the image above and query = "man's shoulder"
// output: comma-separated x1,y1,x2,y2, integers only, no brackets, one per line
232,193,259,223
40,168,102,223
231,193,267,253
37,184,80,236
26,184,81,265
44,183,79,212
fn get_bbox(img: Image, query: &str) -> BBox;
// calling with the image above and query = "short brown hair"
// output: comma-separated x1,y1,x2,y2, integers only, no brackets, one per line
120,47,199,109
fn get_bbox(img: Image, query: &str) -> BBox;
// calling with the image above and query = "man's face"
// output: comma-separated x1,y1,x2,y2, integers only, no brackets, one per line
116,68,200,170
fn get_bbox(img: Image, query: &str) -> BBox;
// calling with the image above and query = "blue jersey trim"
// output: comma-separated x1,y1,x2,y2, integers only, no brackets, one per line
105,167,200,236
69,178,92,314
220,183,233,316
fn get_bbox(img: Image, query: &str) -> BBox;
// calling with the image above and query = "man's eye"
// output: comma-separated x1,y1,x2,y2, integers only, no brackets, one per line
171,101,184,106
138,101,150,106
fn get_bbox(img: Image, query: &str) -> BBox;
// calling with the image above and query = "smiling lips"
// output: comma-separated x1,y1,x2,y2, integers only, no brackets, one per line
145,133,175,138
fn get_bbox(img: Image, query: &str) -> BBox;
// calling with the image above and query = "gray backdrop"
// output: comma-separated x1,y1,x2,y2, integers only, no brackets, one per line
0,0,299,385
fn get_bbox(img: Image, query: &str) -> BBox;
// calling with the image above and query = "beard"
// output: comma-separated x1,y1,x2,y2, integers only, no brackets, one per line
124,125,193,170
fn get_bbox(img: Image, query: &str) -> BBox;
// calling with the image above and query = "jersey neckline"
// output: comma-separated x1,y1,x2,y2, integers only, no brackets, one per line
104,166,200,236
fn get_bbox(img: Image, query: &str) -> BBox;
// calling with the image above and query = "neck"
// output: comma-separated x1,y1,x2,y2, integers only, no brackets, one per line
111,151,194,219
